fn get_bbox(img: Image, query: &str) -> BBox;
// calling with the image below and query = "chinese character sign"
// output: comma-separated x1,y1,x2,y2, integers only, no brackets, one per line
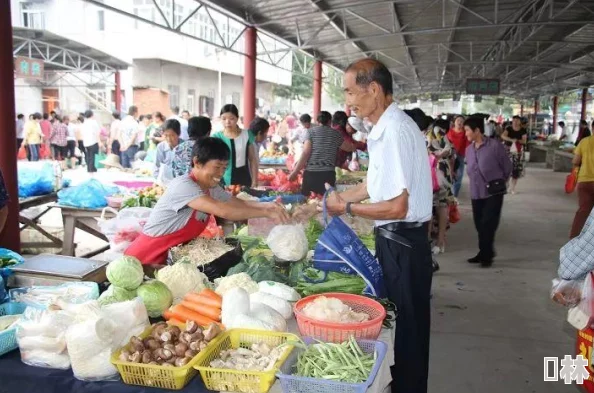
14,57,44,80
544,355,590,384
465,78,500,95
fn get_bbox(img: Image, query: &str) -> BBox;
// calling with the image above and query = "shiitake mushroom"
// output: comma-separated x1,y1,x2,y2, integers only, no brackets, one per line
144,338,160,351
141,351,153,364
163,343,176,352
119,350,131,362
130,336,145,352
179,332,193,344
129,351,142,363
160,331,173,342
185,320,199,334
167,325,181,338
185,349,198,358
174,357,191,367
175,342,188,357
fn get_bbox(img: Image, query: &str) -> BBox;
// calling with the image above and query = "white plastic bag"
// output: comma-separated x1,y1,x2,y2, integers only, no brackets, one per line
266,224,308,261
156,164,174,187
551,278,583,307
98,207,152,253
567,273,594,330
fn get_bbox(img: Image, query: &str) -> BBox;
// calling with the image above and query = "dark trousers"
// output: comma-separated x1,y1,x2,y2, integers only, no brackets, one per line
471,194,504,259
376,224,432,393
78,141,86,165
570,182,594,238
111,140,121,156
85,143,99,173
121,145,138,168
301,170,336,196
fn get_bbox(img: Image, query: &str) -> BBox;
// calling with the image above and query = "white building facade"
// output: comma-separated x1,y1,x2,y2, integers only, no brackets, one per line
11,0,293,122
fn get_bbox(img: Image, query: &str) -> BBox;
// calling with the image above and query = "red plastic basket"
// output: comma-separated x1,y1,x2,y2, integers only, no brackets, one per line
293,293,386,343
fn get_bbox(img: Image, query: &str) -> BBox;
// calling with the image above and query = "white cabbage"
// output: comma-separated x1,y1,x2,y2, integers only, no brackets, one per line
156,262,209,304
266,225,308,261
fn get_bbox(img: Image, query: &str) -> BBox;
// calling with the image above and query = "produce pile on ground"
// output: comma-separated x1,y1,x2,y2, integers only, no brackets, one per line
121,185,164,209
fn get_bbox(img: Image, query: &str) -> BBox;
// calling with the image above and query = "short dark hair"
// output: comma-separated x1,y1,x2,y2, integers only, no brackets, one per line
191,137,230,165
32,112,42,120
17,114,24,120
84,110,93,119
171,106,180,115
332,111,348,128
559,121,565,127
43,113,49,120
299,114,311,124
434,118,450,131
317,111,332,126
512,115,521,120
112,111,121,120
139,115,145,122
78,115,85,123
182,110,190,116
248,117,270,137
345,58,393,96
404,108,432,131
188,116,212,140
154,112,165,122
464,117,485,134
220,104,239,118
580,119,588,126
128,105,138,116
163,119,181,136
145,114,152,121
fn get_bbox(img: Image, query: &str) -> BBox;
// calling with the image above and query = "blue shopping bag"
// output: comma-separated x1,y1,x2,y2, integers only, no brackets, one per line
312,189,386,297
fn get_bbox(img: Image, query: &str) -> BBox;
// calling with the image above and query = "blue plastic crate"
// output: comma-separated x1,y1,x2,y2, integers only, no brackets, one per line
276,338,387,393
0,302,26,357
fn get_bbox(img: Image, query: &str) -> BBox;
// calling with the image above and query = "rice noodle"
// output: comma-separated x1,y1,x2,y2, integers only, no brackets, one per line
171,238,234,266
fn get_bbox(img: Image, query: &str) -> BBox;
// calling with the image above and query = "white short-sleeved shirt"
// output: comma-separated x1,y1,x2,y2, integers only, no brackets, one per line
81,118,100,147
366,103,432,226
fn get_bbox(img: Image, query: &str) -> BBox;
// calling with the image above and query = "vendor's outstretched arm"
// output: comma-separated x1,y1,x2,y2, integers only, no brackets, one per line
188,196,289,223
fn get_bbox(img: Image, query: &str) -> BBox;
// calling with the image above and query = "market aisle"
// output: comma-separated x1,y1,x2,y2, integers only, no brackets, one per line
429,164,577,393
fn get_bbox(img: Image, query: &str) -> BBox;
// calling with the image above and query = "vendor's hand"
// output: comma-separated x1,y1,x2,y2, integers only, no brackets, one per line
267,203,290,224
292,204,318,223
288,171,298,182
316,183,346,216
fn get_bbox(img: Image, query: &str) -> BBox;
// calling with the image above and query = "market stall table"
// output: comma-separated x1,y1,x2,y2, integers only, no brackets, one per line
19,192,63,251
53,204,116,258
553,150,574,173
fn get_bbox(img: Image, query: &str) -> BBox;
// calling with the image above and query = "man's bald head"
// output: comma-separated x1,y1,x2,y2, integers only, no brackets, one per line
345,58,393,96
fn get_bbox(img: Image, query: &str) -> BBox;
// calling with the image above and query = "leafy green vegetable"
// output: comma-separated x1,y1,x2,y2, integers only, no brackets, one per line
0,257,19,268
106,256,144,290
359,233,375,251
136,280,173,317
294,268,366,296
305,218,324,250
98,285,137,306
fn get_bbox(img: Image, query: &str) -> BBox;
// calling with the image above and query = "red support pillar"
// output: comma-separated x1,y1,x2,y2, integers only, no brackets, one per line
581,87,588,121
243,27,257,127
0,2,20,251
313,60,322,121
114,71,122,112
553,95,559,136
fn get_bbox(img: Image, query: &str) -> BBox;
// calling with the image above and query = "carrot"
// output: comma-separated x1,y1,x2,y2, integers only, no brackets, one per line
170,304,221,327
181,300,221,321
200,288,222,303
184,292,222,309
167,317,185,327
163,308,176,320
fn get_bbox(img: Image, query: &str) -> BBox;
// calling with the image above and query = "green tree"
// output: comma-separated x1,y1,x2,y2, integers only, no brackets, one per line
324,67,345,105
273,53,314,102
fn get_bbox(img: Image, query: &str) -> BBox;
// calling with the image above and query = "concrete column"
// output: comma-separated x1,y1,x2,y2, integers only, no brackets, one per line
553,95,559,136
115,71,122,112
581,88,588,121
520,103,524,116
0,1,20,251
313,60,322,121
242,27,257,127
534,98,539,115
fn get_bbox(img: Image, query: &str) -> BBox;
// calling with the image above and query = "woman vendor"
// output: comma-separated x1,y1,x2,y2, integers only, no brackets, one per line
211,104,259,188
125,137,290,265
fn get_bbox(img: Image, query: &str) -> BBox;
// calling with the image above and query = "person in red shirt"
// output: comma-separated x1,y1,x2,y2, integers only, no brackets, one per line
446,115,468,197
331,111,358,168
40,113,52,159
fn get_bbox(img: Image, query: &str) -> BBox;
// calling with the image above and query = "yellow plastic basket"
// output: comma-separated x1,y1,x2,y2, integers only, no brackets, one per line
110,324,221,390
194,329,298,393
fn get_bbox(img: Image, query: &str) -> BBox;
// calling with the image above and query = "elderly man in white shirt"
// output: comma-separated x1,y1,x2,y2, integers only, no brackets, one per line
120,105,140,168
324,58,433,393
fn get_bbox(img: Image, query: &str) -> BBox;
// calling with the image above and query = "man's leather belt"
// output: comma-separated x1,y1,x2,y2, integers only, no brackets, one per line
374,222,424,249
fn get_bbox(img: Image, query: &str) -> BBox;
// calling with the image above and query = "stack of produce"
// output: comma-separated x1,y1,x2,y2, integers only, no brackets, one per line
209,341,289,371
163,289,223,327
116,320,221,367
220,280,300,331
155,261,209,305
121,185,164,209
170,238,234,267
100,256,173,318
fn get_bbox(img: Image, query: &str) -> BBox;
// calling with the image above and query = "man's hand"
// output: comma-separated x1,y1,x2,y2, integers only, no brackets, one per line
317,183,346,216
292,204,318,223
288,171,298,182
267,203,291,224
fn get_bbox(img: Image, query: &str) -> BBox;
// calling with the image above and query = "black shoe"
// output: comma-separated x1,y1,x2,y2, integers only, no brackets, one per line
481,259,494,268
467,254,481,264
432,257,440,273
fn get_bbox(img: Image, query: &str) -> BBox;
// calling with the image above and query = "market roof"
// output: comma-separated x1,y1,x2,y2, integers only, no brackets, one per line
13,27,130,73
200,0,594,98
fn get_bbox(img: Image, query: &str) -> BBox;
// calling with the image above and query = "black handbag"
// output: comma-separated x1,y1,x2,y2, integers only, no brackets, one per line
475,147,507,196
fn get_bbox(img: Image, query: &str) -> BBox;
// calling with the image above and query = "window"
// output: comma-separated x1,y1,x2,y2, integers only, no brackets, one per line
88,90,107,110
168,85,180,108
21,3,45,29
187,89,196,114
97,10,105,31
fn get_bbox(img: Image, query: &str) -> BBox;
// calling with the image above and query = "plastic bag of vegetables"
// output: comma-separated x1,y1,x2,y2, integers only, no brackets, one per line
266,224,308,262
98,207,152,253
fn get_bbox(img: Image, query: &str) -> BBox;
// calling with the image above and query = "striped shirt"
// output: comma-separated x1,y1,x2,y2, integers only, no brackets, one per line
305,125,344,172
367,103,433,226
